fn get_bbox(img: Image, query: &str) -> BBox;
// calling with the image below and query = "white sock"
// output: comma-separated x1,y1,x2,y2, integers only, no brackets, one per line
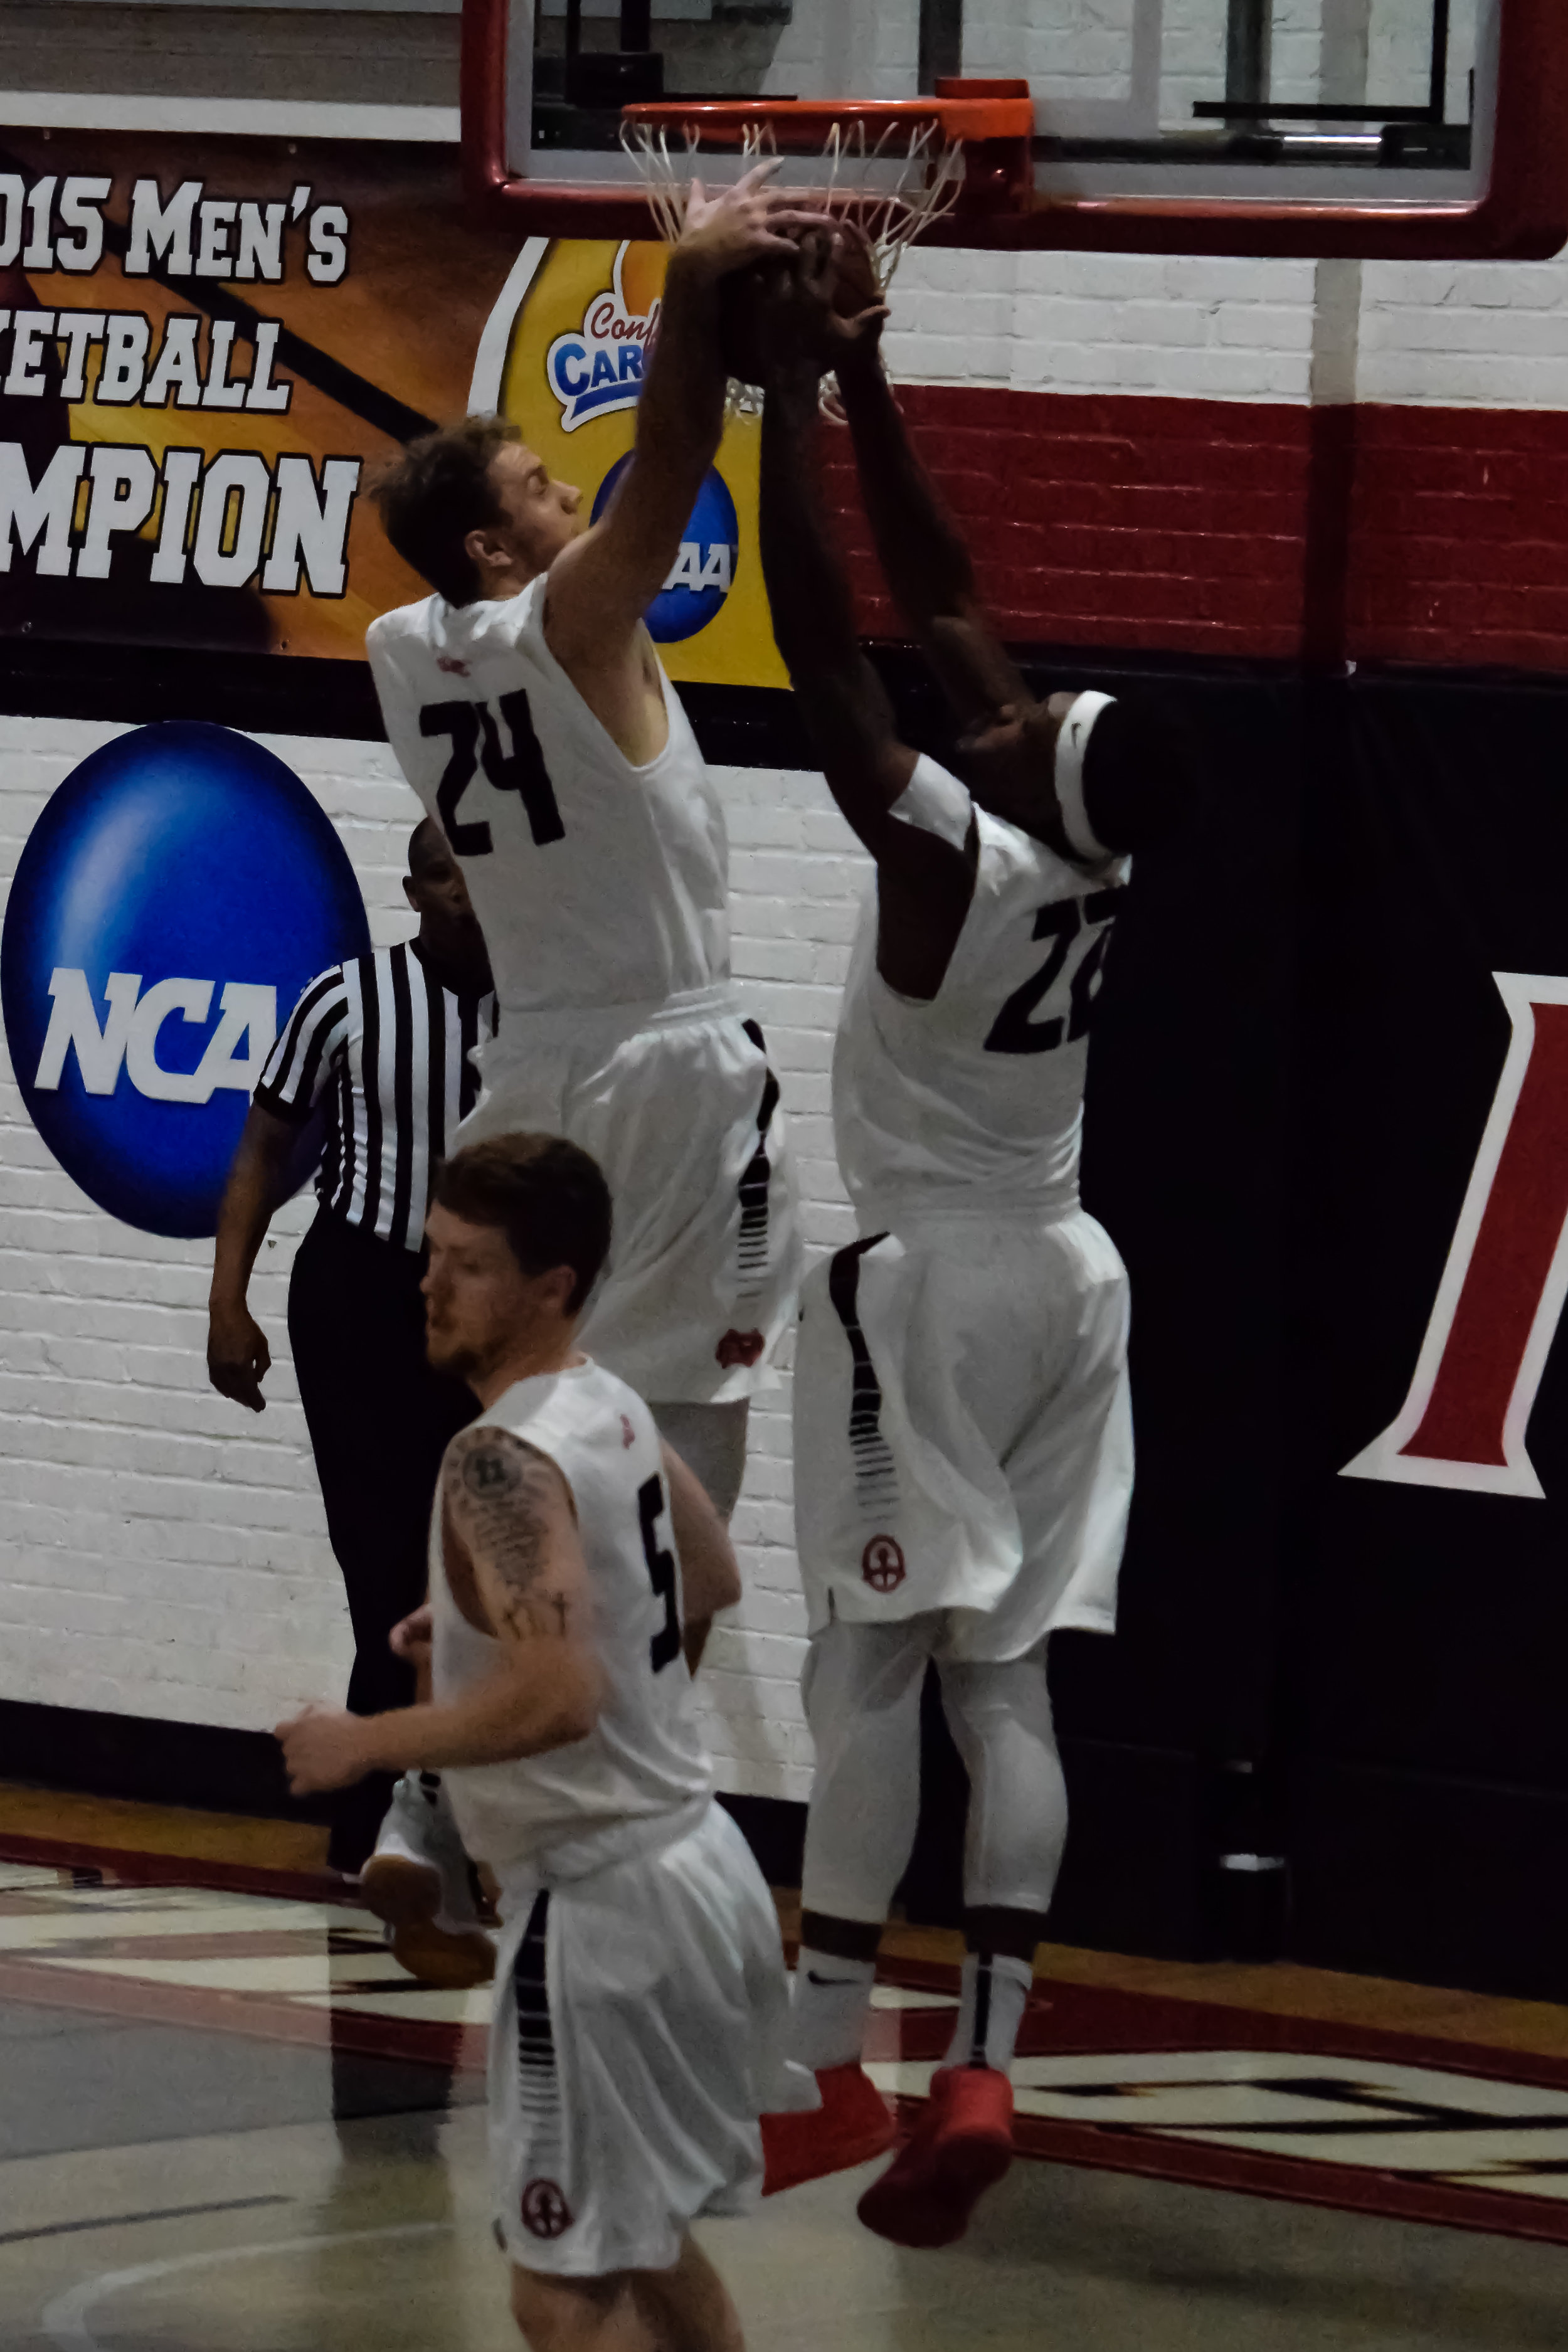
943,1952,1032,2075
788,1947,878,2072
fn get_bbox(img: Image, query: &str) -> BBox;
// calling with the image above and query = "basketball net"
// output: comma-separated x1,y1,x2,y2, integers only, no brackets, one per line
621,114,965,410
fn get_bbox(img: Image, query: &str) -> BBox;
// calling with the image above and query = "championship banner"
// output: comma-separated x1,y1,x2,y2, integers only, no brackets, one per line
0,132,782,686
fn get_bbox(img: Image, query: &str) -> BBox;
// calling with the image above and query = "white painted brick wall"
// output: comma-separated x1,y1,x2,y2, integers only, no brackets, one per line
885,246,1325,400
1359,260,1568,408
882,245,1568,418
0,717,863,1803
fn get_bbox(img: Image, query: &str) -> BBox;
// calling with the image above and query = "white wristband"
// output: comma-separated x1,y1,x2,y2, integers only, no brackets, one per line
1054,691,1116,863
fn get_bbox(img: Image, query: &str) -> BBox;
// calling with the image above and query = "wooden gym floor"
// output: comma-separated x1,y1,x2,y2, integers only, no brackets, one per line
4,1783,1568,2350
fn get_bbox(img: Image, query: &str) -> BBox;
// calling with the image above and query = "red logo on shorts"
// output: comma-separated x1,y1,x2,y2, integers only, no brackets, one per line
521,2179,573,2238
716,1328,765,1369
436,654,470,676
862,1536,906,1592
620,1414,636,1448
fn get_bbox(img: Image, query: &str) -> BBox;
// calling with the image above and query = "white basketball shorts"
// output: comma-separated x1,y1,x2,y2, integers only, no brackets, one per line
793,1210,1133,1663
489,1801,809,2279
456,989,800,1404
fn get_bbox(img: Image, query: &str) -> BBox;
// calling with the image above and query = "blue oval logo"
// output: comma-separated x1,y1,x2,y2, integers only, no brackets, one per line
592,457,739,644
1,722,370,1237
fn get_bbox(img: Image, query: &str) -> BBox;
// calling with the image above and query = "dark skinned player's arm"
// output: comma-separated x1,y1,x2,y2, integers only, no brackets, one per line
659,1441,741,1674
758,364,912,837
759,364,975,992
207,1100,300,1412
832,335,1035,732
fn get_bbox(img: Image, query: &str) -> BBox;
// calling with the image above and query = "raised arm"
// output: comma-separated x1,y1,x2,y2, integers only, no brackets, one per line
758,361,915,843
660,1439,741,1673
757,252,975,993
832,287,1033,731
207,1102,298,1412
277,1426,605,1795
545,166,817,669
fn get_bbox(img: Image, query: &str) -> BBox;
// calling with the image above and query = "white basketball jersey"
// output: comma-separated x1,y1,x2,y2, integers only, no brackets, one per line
430,1359,713,1880
834,755,1130,1230
367,582,731,1019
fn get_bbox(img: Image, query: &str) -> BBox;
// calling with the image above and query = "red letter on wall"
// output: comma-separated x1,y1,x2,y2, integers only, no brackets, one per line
1342,974,1568,1500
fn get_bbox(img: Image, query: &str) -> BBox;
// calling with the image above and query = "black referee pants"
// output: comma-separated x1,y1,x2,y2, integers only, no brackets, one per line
288,1211,475,1873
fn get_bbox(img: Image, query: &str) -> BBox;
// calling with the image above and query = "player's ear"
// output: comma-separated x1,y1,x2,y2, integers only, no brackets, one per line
542,1262,579,1320
465,522,503,580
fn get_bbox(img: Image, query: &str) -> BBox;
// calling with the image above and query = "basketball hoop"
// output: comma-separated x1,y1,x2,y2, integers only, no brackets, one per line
622,110,970,299
469,0,1568,263
624,88,1035,275
621,90,1033,405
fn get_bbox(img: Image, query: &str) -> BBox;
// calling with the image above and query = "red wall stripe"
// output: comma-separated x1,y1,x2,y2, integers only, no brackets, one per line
822,384,1568,672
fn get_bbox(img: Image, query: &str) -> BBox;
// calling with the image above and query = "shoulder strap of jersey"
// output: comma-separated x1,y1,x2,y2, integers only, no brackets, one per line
887,755,974,854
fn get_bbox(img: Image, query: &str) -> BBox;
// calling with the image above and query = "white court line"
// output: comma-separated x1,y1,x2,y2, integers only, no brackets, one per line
868,1986,958,2013
295,1984,494,2024
865,2058,940,2100
0,1902,365,1953
51,1954,422,1995
42,2222,452,2351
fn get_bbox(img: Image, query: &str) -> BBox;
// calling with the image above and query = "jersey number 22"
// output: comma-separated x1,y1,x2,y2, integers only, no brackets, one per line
985,887,1122,1056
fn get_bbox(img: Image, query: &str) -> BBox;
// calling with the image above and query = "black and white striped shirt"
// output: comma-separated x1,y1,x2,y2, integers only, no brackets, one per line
255,942,499,1253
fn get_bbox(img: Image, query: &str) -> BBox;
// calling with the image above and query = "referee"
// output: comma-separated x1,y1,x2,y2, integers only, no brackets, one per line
208,818,497,1874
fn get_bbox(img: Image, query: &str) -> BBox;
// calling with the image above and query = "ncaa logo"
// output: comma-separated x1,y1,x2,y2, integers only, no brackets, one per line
591,454,739,644
1,722,369,1238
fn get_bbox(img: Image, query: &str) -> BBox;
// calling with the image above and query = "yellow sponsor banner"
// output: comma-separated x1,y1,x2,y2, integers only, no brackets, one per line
497,238,787,692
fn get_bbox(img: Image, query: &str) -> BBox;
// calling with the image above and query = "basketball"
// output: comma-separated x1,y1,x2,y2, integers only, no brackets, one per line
716,231,885,388
830,223,882,321
716,256,776,389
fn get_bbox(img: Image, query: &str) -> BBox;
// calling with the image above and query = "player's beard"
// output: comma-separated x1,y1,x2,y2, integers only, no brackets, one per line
425,1323,484,1384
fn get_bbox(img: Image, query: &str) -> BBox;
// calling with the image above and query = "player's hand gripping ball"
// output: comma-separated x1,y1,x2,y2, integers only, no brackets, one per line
721,225,889,388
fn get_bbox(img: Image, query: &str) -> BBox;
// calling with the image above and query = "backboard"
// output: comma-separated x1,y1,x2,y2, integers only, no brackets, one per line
462,0,1568,257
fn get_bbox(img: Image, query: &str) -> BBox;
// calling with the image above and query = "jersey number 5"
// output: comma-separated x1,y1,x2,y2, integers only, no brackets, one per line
419,693,566,857
638,1475,682,1673
984,887,1123,1056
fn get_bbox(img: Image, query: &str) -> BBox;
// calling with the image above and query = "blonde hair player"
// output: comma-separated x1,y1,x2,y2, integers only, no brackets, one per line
278,1133,811,2352
359,170,818,1969
751,236,1194,2247
365,167,820,1520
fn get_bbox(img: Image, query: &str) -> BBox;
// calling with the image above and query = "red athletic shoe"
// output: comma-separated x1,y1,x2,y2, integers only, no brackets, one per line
762,2063,897,2196
857,2065,1014,2247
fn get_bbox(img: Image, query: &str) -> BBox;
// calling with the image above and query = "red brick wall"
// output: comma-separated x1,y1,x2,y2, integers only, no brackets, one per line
820,384,1568,673
1347,406,1568,673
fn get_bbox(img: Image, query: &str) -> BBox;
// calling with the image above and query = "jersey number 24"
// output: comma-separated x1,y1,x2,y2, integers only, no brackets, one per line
985,886,1123,1056
420,694,566,856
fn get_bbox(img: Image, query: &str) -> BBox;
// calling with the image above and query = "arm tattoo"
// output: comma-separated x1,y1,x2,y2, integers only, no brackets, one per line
445,1431,571,1643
